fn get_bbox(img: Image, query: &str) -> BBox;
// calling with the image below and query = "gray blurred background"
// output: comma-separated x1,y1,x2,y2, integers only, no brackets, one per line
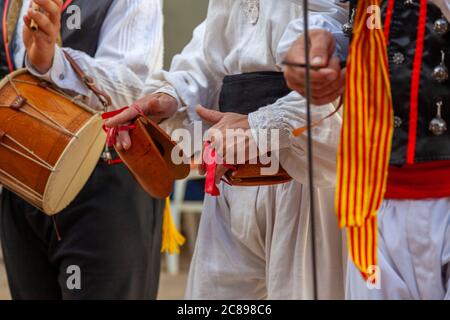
163,0,209,68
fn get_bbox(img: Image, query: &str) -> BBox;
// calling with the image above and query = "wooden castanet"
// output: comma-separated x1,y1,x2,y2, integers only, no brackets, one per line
224,164,292,186
0,70,106,215
115,116,190,199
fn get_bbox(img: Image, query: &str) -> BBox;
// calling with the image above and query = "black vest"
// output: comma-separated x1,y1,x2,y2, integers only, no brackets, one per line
0,0,113,78
345,0,450,165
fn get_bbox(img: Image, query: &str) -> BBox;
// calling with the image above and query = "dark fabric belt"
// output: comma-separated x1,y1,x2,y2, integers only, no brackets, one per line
219,72,292,115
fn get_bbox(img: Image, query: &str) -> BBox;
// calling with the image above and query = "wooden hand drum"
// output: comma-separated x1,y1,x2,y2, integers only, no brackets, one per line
0,70,106,215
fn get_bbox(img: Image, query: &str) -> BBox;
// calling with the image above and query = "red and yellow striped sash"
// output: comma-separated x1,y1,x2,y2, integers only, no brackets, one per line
335,0,394,280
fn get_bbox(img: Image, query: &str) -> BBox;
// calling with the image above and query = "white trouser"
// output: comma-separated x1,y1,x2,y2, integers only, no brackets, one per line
185,180,346,300
346,198,450,300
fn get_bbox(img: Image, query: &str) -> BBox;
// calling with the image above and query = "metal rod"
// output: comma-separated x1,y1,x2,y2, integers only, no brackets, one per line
282,60,347,70
303,0,318,300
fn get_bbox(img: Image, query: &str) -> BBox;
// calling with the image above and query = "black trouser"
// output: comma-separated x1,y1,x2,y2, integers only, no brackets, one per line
0,161,164,300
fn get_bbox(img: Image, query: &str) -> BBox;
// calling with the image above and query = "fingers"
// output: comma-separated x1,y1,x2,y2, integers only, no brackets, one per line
196,105,225,125
27,8,54,38
286,35,306,65
311,89,344,106
105,107,139,128
316,65,346,103
146,98,165,117
116,130,132,151
285,56,345,105
310,60,342,96
52,0,64,8
284,29,339,97
309,30,336,68
23,15,32,28
33,0,61,25
105,93,178,128
215,165,230,185
285,66,338,91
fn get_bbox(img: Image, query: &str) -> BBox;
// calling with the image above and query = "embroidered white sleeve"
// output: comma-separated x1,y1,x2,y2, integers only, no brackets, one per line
248,91,342,186
277,0,349,62
143,21,222,123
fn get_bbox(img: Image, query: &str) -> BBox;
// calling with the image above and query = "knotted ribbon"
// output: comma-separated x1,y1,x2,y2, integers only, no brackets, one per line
202,142,236,196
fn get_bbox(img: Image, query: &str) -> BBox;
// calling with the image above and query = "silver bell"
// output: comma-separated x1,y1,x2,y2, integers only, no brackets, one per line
432,50,449,83
434,17,449,35
102,150,113,161
432,65,449,83
429,118,447,136
394,116,403,128
343,9,356,38
342,22,353,37
429,101,447,136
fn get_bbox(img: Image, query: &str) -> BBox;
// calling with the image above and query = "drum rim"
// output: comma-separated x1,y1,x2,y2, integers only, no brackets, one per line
42,114,106,215
0,69,98,115
0,69,106,215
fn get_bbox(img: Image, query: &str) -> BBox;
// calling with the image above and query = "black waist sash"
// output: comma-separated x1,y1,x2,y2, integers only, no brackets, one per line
219,72,292,115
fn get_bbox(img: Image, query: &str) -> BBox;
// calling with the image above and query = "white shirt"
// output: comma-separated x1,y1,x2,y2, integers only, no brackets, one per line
146,0,348,186
14,0,164,111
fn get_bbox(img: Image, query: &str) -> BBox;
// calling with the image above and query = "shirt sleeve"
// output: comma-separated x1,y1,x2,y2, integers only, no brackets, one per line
143,21,223,123
26,0,164,111
277,0,350,62
431,0,450,21
249,92,342,187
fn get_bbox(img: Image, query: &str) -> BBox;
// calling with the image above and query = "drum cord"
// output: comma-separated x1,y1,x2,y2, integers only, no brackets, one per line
2,0,14,73
0,76,77,138
0,132,54,171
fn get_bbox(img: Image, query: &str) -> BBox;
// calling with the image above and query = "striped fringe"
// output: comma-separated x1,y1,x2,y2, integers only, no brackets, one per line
335,0,393,280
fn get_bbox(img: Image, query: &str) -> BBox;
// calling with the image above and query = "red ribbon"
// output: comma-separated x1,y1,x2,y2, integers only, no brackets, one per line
202,142,236,196
101,105,146,165
101,107,136,148
62,0,75,12
203,142,220,196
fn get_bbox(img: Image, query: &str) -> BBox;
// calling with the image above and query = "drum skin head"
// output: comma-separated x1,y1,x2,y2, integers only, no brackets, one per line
43,115,106,215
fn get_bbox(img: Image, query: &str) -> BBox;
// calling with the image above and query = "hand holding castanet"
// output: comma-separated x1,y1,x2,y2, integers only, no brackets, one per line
104,93,179,150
